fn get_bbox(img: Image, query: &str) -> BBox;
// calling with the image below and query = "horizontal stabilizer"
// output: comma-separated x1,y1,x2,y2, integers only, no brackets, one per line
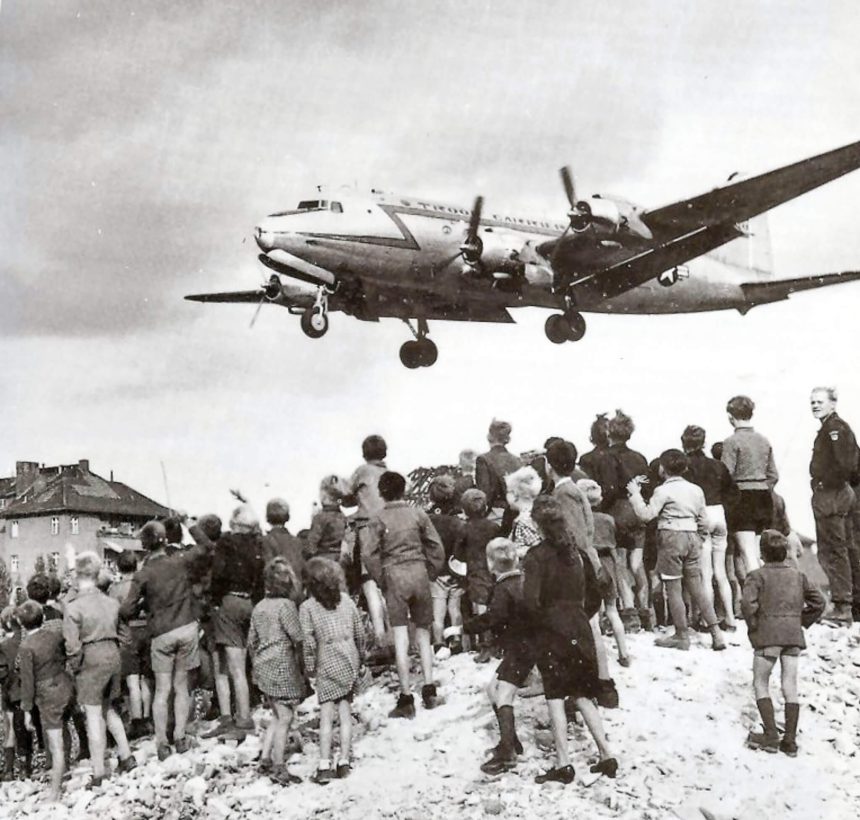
740,270,860,307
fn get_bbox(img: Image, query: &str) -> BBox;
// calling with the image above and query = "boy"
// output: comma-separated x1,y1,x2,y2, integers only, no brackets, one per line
109,550,152,740
455,489,501,662
463,538,530,775
363,471,445,717
16,600,73,800
306,478,348,565
26,575,64,623
627,449,727,651
263,498,307,584
742,530,825,756
0,606,31,781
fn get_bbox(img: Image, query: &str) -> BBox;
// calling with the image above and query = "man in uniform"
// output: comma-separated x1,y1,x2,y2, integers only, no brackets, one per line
809,386,859,625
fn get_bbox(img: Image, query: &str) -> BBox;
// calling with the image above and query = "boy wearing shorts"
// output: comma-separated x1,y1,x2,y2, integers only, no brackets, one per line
364,471,445,717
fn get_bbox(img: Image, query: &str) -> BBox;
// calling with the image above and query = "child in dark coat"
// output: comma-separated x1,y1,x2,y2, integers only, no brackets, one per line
742,530,825,756
306,476,349,565
463,538,531,775
0,606,32,781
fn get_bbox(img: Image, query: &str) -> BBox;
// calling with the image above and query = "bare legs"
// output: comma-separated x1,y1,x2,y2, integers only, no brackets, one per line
735,530,760,579
262,702,294,767
317,699,353,768
126,674,152,722
224,647,250,722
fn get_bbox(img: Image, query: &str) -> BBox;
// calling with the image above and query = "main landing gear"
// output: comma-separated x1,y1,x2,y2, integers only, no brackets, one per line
300,287,330,338
544,310,586,344
399,318,438,369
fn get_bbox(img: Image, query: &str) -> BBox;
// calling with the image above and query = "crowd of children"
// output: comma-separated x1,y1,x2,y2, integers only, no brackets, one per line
0,400,837,799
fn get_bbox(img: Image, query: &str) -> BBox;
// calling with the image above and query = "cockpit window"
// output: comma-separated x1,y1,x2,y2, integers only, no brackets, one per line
330,201,343,213
297,199,328,211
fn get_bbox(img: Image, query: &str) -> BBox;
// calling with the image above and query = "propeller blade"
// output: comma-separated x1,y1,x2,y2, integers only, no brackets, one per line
466,195,483,244
249,296,265,329
560,166,576,208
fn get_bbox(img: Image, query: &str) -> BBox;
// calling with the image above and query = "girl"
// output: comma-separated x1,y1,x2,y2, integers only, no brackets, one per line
300,558,365,784
505,466,543,561
248,558,305,785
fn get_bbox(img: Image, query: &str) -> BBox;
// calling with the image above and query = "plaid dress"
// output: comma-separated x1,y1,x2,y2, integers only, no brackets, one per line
247,597,305,703
299,594,364,703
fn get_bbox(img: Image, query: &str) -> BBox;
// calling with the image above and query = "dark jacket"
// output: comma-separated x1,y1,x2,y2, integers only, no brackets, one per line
462,570,528,653
18,628,70,712
522,540,596,661
120,543,211,638
684,449,736,507
810,412,859,489
579,446,617,508
263,526,308,580
741,561,826,649
476,445,523,510
454,517,501,602
305,507,346,561
0,633,22,702
211,532,266,605
428,509,465,567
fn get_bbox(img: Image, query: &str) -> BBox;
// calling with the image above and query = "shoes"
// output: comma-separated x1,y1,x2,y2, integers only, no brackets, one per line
271,765,302,785
475,648,493,664
311,766,334,785
596,679,619,709
709,625,727,651
421,683,439,710
621,609,641,633
852,604,860,623
535,764,575,785
589,757,618,778
655,633,691,651
258,758,273,775
389,693,416,719
618,655,631,668
746,731,779,753
156,744,172,762
823,603,853,626
486,735,524,756
174,737,192,754
222,718,255,740
719,621,738,633
116,755,137,774
201,716,234,739
89,774,107,789
779,738,798,757
434,645,452,661
336,761,351,779
480,748,517,775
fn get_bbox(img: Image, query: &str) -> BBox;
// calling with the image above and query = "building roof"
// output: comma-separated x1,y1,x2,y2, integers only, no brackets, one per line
0,477,15,497
0,463,170,519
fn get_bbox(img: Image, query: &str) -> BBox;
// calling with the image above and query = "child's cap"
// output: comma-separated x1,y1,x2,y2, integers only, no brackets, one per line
460,488,488,517
429,474,457,505
266,498,290,525
576,478,603,507
447,556,468,578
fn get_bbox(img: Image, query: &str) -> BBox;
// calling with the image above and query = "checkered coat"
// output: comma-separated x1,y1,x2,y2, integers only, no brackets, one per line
247,597,305,702
299,594,364,703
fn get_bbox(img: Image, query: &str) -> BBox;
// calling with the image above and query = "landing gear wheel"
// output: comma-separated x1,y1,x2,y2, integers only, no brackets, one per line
300,308,328,339
416,339,438,367
564,311,586,342
399,340,423,369
545,314,569,344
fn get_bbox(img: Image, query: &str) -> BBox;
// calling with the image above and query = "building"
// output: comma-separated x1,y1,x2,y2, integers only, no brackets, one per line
0,459,171,585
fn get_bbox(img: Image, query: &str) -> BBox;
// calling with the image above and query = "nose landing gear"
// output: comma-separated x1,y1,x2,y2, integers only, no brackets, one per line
300,287,330,338
399,318,438,369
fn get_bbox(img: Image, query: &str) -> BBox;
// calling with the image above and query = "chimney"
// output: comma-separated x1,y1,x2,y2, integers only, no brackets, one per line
15,461,40,498
110,470,114,482
78,459,90,473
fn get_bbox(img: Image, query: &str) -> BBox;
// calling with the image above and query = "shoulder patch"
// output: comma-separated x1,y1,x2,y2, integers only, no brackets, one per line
830,431,840,441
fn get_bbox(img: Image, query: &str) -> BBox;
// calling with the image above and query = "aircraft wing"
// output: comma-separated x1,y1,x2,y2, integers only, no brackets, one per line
739,270,860,307
557,139,860,300
185,290,264,304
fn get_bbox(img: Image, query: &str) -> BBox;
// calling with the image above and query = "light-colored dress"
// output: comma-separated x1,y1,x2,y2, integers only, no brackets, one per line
248,597,305,703
299,593,364,703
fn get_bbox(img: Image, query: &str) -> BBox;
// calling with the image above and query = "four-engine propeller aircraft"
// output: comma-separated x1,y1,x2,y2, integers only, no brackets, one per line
186,140,860,368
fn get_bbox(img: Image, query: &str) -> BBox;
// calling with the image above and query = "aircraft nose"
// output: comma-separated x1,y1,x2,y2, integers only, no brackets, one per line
254,224,273,252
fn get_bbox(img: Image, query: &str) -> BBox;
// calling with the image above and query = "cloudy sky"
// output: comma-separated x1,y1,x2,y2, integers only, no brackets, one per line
3,0,860,533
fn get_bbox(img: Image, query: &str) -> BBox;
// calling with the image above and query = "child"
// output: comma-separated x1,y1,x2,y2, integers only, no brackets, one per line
262,498,306,587
627,450,726,652
462,538,530,775
505,467,543,560
364,471,445,717
300,558,365,784
455,489,501,664
64,551,136,786
108,550,152,740
16,600,73,801
248,558,305,785
742,530,825,756
306,477,349,565
0,606,32,781
26,575,64,623
578,479,630,667
426,475,466,656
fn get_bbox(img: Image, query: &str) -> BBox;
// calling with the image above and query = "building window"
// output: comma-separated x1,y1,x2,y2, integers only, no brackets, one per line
50,552,60,572
10,521,18,539
10,555,19,573
51,517,60,536
0,498,6,509
71,516,79,535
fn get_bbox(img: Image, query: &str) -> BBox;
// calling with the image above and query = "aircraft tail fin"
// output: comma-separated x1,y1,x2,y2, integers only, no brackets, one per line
711,214,774,277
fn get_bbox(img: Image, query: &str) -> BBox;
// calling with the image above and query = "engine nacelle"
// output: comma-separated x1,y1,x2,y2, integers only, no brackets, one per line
479,233,527,277
576,196,653,241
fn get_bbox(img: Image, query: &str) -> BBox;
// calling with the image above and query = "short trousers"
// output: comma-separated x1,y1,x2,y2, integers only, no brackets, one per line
704,505,728,552
611,499,647,551
35,673,74,731
729,490,774,534
496,643,536,689
213,594,254,648
150,621,200,674
755,645,801,659
655,530,702,581
121,624,151,678
76,641,122,707
597,550,619,604
431,576,465,602
382,562,433,628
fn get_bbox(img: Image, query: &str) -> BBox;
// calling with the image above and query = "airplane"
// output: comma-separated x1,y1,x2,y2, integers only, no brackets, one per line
186,139,860,368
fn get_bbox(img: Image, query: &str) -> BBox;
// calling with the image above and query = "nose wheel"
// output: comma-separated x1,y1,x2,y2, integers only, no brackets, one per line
300,288,330,338
545,310,586,344
400,318,438,368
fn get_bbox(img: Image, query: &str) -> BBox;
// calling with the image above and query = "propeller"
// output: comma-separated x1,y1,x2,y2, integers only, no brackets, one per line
441,195,485,272
249,275,283,329
550,167,593,273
